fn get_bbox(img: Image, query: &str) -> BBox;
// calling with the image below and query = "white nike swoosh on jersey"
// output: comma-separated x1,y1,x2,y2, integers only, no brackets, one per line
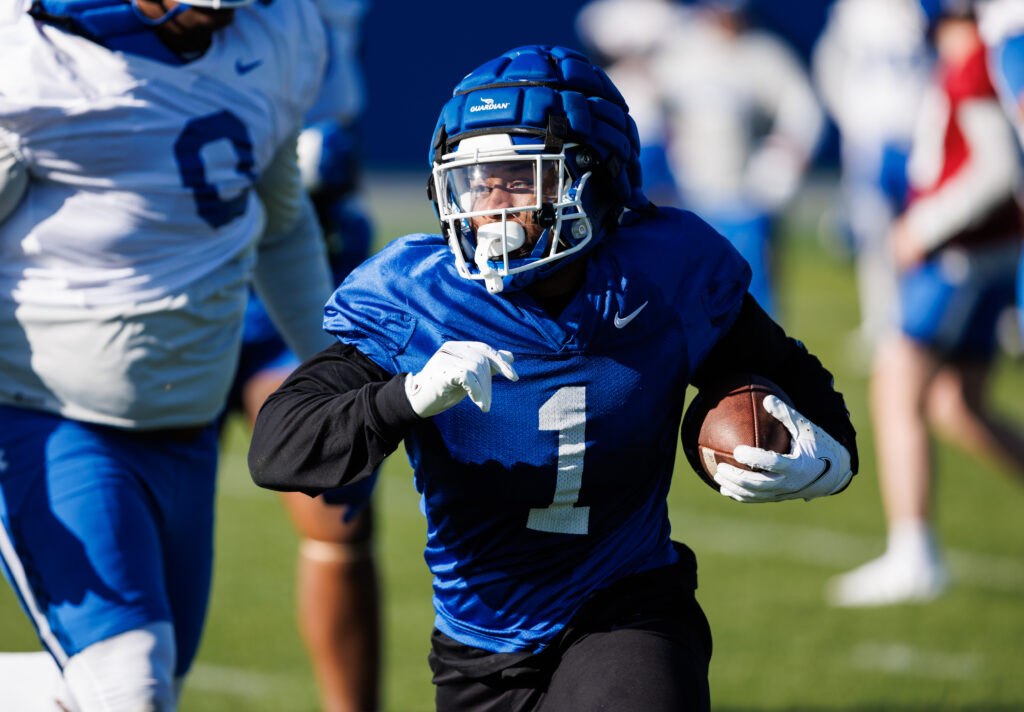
613,300,649,328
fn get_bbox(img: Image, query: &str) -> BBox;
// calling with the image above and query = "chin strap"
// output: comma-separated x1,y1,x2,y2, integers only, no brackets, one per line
130,0,189,26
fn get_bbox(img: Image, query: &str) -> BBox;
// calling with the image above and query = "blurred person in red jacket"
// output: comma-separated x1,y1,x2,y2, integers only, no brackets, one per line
829,0,1024,608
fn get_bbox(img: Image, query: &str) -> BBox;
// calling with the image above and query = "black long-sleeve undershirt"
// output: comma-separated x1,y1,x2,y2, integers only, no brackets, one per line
248,342,418,496
684,294,859,477
248,294,857,497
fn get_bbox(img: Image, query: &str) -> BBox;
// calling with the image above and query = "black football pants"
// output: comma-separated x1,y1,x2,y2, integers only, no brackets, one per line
429,543,712,712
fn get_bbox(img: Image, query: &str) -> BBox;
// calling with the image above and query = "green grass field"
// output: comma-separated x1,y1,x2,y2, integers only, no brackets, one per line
3,179,1024,711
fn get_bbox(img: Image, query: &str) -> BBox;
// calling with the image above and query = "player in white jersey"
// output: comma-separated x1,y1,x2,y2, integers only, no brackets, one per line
226,1,383,709
0,1,332,709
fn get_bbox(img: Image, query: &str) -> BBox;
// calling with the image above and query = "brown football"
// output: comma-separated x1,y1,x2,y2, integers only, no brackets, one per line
695,373,793,491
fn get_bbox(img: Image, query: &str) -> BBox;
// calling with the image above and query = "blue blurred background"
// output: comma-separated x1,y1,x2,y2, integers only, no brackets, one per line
359,0,835,170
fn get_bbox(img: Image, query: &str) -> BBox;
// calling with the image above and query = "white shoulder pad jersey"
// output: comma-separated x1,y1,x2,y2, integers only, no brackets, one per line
0,1,324,306
0,1,327,428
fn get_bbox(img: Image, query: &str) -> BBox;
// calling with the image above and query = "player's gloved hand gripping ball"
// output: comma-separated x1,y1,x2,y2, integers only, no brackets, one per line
405,341,518,417
714,396,853,503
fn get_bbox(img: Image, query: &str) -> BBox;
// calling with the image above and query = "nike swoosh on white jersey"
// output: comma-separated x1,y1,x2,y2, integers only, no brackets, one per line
235,58,263,74
613,300,649,328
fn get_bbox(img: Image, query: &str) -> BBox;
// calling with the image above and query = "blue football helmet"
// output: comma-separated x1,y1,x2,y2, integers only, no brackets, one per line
918,0,975,26
428,45,648,294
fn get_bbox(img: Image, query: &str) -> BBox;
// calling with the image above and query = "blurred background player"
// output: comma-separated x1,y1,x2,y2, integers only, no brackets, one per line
980,0,1024,141
829,0,1024,607
812,0,933,364
648,0,826,319
979,0,1024,339
575,0,681,206
0,0,332,709
223,1,380,710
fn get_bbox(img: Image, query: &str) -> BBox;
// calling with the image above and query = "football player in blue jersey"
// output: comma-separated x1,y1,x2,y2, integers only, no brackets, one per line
0,0,333,709
249,45,859,711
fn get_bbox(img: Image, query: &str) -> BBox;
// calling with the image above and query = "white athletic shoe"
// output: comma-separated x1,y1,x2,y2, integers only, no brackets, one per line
827,552,948,607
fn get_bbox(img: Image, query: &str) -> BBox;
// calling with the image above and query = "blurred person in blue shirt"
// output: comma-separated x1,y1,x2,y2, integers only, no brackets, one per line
812,0,933,363
222,1,382,709
980,0,1024,339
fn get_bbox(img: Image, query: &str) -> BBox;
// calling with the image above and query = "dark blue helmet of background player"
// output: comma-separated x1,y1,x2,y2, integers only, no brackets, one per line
28,0,256,63
918,0,975,25
428,45,649,294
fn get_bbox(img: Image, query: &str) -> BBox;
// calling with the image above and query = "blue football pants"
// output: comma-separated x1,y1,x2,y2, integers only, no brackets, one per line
0,405,217,677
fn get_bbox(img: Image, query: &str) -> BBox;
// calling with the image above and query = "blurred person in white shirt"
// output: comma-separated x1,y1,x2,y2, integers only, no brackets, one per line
223,2,382,709
649,0,825,319
812,0,933,362
576,0,682,206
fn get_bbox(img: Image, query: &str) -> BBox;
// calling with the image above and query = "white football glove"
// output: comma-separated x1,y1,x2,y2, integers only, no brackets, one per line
404,341,518,418
713,395,853,503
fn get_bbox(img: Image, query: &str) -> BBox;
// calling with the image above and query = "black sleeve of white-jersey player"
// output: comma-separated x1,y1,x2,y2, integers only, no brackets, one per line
681,294,858,479
248,341,420,496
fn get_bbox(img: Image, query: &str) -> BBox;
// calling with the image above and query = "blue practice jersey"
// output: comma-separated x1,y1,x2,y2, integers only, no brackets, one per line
323,207,751,653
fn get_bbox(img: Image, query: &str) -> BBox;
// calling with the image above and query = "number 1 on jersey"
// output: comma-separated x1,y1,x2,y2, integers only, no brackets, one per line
527,387,590,535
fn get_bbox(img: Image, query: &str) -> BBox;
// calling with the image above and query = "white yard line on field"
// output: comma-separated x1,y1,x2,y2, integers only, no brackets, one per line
187,662,301,698
670,507,1024,594
213,483,1024,593
850,642,983,679
214,470,1024,593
